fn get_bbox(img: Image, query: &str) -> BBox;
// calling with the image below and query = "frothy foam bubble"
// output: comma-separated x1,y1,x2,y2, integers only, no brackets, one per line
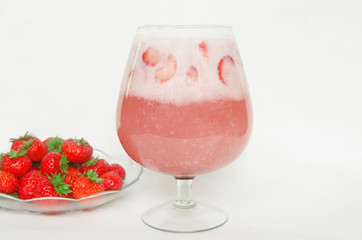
122,38,248,104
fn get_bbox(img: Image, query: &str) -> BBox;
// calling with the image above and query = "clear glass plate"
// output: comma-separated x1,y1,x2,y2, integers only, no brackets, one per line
0,149,143,214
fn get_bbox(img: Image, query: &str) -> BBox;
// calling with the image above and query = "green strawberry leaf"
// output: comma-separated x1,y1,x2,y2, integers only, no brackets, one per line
48,173,72,197
46,137,64,153
20,138,36,151
10,131,34,143
84,170,103,183
60,155,69,174
71,138,89,146
84,156,99,167
7,149,29,159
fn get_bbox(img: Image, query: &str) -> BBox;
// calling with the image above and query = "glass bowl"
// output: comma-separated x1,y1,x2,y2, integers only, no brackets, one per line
0,149,143,214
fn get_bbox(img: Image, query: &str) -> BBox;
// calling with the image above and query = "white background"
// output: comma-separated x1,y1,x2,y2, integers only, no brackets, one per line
1,0,362,239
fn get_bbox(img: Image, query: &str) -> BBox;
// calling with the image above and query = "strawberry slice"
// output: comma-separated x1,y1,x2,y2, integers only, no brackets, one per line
199,41,208,57
154,55,177,83
186,65,198,83
142,47,159,66
218,56,235,85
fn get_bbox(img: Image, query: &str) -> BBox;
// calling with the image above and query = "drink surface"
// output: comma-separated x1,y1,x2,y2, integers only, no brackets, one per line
117,33,252,177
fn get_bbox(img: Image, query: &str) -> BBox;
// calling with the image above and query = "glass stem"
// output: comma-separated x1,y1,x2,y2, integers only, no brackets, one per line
174,177,195,209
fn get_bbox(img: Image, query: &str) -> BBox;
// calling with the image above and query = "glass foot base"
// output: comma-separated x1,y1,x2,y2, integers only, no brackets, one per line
142,200,228,233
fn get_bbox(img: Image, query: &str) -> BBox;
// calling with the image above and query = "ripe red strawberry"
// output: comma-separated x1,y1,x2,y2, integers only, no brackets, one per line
0,170,19,194
25,139,47,162
17,169,44,199
63,167,82,190
100,171,123,190
10,132,34,150
80,157,110,176
110,163,126,179
186,65,198,84
142,47,159,66
43,136,64,153
72,170,105,199
154,55,177,83
1,150,32,177
34,173,72,198
199,41,208,57
40,152,69,176
11,132,47,162
218,55,235,85
61,138,93,164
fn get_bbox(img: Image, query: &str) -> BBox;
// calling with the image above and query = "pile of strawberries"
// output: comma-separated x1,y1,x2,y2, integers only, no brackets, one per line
0,132,126,200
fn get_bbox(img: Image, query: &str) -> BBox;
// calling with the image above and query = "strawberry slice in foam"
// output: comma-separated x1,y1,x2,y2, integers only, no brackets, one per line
218,56,235,85
154,55,177,83
186,65,198,85
142,47,159,66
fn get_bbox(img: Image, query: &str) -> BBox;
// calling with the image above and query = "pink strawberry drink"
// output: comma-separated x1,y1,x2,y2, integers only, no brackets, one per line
117,35,252,177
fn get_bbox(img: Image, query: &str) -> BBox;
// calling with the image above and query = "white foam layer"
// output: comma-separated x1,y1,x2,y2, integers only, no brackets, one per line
122,37,248,104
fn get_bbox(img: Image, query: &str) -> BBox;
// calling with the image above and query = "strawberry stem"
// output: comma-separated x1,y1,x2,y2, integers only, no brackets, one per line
10,131,34,143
